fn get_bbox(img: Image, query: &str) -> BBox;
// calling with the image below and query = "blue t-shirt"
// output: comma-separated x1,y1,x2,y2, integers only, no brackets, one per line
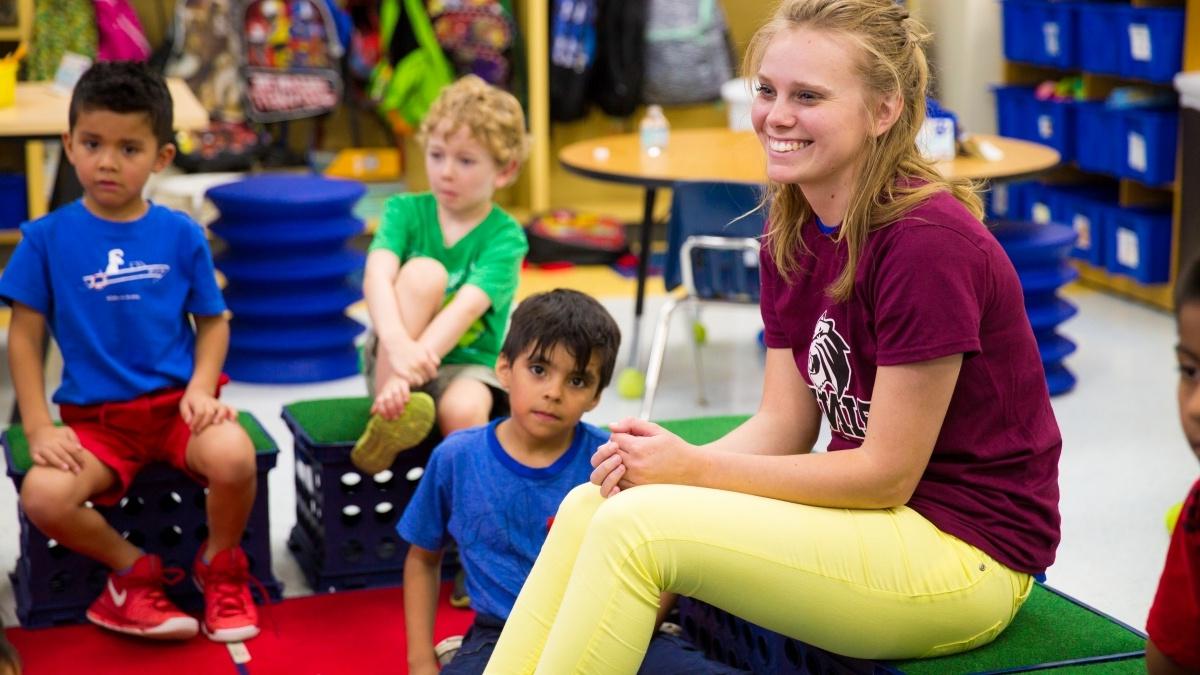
0,201,227,405
397,418,609,620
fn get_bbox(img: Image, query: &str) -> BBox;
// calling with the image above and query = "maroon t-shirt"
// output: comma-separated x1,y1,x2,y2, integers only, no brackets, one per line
1147,477,1200,670
759,190,1062,574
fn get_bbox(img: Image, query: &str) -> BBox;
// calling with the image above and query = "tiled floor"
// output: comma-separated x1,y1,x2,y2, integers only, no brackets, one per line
0,282,1191,636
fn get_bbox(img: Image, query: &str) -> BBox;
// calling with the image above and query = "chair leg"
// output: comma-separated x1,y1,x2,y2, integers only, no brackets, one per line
688,299,707,406
640,295,682,420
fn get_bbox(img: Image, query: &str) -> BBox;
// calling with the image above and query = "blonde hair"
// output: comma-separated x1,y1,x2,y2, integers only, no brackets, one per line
746,0,983,300
418,75,530,169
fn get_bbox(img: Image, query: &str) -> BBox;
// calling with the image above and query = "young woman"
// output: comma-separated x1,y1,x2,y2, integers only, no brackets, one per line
485,2,1061,672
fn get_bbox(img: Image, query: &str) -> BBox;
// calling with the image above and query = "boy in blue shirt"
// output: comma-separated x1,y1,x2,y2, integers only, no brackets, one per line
399,290,746,674
0,63,259,643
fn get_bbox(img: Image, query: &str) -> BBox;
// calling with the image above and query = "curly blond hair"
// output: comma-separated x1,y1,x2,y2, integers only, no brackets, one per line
417,75,530,170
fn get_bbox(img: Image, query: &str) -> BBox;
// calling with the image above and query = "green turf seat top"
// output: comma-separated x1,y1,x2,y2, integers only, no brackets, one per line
3,411,277,474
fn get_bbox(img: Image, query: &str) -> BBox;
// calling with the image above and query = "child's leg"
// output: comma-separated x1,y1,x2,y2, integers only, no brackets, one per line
487,484,1031,675
19,454,139,570
436,376,493,436
373,258,449,399
185,422,257,556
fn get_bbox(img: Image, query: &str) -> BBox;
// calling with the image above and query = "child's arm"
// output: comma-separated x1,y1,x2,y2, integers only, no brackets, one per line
180,313,236,434
415,285,491,359
403,544,445,675
9,303,85,473
363,250,439,384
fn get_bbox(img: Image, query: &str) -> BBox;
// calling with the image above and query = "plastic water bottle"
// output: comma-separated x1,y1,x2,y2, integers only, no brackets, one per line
639,105,670,157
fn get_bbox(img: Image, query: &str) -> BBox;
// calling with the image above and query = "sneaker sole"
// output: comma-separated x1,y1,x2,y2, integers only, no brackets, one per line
203,624,261,643
86,610,199,640
350,392,436,474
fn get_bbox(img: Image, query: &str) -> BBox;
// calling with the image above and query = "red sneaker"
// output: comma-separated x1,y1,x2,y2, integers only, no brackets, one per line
86,554,199,640
193,545,260,642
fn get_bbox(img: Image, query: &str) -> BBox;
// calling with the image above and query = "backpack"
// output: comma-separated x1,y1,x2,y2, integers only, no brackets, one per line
26,0,97,81
93,0,151,62
549,0,597,122
591,0,645,118
369,0,455,133
428,0,517,89
642,0,733,105
525,210,628,266
240,0,344,122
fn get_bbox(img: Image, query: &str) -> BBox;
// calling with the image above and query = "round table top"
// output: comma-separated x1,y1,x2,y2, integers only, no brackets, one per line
558,128,1061,187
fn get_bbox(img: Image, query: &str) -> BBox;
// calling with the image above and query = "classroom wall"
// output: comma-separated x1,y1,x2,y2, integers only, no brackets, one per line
914,0,1004,135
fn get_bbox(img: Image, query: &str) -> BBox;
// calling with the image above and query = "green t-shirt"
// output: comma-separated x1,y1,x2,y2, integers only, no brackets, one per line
368,192,528,367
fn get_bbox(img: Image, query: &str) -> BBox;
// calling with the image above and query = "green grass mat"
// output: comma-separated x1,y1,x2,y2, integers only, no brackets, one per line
893,585,1144,674
4,411,277,473
283,399,754,448
1036,657,1147,673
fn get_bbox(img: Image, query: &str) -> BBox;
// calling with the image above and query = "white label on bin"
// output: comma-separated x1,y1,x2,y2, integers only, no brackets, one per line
1117,227,1140,269
1043,22,1061,57
1129,24,1152,62
1128,131,1148,173
993,185,1009,215
1038,114,1054,139
1073,215,1091,249
1032,202,1051,225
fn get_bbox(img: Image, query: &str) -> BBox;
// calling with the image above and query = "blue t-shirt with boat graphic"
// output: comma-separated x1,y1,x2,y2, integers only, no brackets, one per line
0,200,226,405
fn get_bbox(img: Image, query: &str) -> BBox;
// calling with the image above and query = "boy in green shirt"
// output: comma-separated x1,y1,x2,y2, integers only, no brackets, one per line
354,75,529,476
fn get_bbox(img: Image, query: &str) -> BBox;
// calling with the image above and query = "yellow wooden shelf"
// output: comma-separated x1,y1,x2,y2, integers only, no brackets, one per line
0,229,19,245
1073,261,1173,310
0,27,20,41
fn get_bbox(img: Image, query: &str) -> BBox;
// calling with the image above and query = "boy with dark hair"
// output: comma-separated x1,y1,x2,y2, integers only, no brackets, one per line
399,289,619,675
1148,257,1200,674
0,62,260,642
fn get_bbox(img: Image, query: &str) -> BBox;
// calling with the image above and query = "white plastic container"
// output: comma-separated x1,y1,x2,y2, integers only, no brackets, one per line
721,78,754,131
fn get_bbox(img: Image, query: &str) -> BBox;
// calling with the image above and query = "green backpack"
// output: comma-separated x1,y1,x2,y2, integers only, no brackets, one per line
26,0,98,81
369,0,455,133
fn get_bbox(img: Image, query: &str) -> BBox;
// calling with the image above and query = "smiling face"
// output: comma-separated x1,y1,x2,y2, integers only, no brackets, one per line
497,343,603,449
750,26,888,203
63,108,175,221
1176,302,1200,463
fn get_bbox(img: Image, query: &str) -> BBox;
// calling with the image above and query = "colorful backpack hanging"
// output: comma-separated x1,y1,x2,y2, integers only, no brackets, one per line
93,0,151,62
368,0,454,133
427,0,517,89
549,0,596,122
240,0,344,122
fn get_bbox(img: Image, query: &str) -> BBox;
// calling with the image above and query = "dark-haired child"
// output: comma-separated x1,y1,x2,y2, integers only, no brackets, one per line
1147,258,1200,675
0,62,259,642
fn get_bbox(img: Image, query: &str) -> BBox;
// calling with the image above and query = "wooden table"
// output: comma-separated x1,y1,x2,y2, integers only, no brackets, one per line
0,78,210,228
559,128,1061,397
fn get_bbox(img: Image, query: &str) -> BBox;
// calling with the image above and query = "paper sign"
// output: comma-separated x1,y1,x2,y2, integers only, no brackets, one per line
52,52,93,95
1117,228,1140,269
1129,24,1152,62
1073,215,1091,249
1127,131,1147,173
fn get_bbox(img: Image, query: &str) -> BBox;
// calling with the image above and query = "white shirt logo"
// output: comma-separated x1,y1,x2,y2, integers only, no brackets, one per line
107,579,128,607
83,247,170,290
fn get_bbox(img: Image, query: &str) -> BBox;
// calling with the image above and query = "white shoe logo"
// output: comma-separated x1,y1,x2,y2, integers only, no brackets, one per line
108,580,128,607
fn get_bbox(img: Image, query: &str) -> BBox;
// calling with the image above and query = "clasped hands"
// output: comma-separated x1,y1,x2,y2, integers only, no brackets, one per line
372,336,441,420
590,418,699,497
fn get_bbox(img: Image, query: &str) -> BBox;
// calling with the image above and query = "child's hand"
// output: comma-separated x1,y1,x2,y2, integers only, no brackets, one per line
386,340,440,386
29,426,86,474
180,388,236,435
372,374,412,420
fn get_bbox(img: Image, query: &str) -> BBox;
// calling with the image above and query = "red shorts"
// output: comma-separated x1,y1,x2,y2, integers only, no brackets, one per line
59,378,227,506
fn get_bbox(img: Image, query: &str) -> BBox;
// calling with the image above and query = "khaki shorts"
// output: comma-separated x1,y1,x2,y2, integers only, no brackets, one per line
362,332,509,415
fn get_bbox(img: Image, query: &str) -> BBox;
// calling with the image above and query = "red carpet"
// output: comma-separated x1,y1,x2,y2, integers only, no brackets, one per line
5,582,475,674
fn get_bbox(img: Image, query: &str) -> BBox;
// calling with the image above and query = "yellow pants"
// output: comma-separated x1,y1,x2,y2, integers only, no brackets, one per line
485,483,1033,675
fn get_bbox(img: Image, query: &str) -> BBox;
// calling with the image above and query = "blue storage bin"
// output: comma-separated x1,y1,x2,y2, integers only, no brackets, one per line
1024,183,1057,225
1105,207,1172,283
1117,108,1179,185
1031,98,1077,161
987,181,1036,220
0,173,28,230
994,85,1036,140
1075,101,1121,175
1059,190,1118,266
1078,3,1126,75
1002,0,1079,68
1120,6,1185,83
